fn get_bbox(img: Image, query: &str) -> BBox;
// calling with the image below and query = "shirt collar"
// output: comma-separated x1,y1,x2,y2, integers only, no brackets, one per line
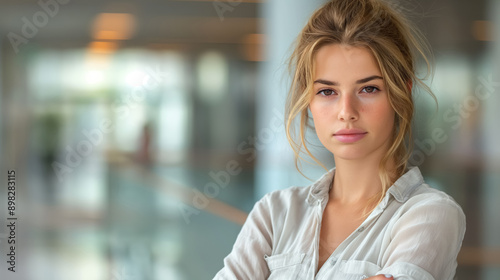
306,166,425,206
306,168,335,206
386,166,424,203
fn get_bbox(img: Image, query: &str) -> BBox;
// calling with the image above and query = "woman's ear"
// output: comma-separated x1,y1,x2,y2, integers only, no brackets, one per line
407,80,413,92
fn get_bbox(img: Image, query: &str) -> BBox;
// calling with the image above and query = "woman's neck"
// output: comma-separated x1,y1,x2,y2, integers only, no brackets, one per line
330,156,395,205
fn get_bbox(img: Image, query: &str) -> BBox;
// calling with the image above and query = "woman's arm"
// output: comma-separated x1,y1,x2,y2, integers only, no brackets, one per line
213,194,274,280
376,195,466,280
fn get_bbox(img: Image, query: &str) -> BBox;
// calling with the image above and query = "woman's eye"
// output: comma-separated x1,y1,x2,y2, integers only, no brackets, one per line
317,89,335,96
361,86,379,94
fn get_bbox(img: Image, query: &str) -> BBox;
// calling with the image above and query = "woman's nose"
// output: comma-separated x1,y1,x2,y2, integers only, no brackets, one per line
337,94,359,121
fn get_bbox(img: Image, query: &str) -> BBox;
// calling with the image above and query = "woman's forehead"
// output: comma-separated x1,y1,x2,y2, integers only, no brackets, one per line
313,44,383,83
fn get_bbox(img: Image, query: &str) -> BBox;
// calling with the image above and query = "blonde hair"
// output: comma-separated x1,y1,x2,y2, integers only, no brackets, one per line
285,0,435,210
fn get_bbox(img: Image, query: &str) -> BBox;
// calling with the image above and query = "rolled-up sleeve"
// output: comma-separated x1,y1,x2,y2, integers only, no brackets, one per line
213,194,274,280
377,196,466,280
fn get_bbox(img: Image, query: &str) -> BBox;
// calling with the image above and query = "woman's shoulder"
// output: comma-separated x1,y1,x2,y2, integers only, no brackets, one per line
391,167,464,213
259,185,313,208
385,167,466,231
407,183,463,210
252,176,331,221
396,181,466,226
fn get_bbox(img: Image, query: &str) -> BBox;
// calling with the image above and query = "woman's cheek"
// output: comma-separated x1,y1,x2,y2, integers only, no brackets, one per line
311,99,336,120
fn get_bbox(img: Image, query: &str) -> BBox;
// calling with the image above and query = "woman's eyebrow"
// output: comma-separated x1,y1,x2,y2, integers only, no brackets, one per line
356,75,383,84
313,79,339,86
313,75,383,86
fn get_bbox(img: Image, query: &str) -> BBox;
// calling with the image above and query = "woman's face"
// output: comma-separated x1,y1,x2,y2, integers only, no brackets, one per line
310,44,395,161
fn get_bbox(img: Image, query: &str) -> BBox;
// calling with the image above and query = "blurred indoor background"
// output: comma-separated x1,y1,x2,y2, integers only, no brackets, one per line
0,0,498,279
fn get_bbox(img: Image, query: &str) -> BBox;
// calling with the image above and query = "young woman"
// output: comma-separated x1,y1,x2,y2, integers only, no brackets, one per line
214,0,466,279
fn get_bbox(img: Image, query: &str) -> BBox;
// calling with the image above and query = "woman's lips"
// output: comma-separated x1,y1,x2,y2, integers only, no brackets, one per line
333,129,367,143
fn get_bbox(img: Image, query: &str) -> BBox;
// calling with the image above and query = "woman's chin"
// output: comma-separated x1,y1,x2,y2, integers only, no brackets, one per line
329,149,368,161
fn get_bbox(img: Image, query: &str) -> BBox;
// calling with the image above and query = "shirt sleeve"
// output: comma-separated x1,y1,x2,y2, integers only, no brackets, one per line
377,195,466,280
213,193,274,280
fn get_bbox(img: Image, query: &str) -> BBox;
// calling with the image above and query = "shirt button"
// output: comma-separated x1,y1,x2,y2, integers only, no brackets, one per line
357,226,365,232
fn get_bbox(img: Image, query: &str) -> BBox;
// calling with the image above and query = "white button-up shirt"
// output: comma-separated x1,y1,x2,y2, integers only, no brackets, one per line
213,167,466,280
